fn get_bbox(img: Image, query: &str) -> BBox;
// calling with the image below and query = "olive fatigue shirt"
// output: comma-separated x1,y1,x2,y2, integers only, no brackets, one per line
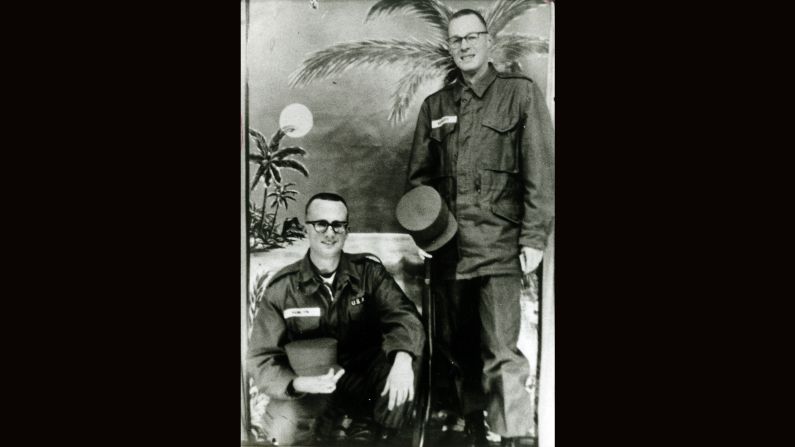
407,63,555,280
246,251,425,400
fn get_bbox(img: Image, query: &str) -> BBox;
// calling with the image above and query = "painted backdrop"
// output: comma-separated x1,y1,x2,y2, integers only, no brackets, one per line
245,0,551,232
242,0,553,443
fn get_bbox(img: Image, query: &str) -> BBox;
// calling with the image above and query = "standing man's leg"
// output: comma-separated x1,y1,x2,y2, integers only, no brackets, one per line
433,278,488,419
479,275,533,438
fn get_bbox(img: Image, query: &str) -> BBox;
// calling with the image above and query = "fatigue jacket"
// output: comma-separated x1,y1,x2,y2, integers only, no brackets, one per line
407,64,555,280
246,251,425,400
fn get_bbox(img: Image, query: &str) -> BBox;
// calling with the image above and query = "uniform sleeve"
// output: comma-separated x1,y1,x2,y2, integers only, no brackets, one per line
370,263,426,361
406,100,434,190
519,82,555,250
245,285,303,400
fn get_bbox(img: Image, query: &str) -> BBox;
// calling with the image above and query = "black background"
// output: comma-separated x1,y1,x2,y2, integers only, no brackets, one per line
6,1,791,445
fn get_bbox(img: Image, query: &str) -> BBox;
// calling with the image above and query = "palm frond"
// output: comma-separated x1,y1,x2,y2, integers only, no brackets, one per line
289,39,446,87
366,0,454,37
271,146,307,160
268,128,288,154
247,129,269,155
491,34,549,62
251,165,266,191
269,164,282,185
388,62,451,124
248,153,265,163
486,0,547,35
275,159,309,178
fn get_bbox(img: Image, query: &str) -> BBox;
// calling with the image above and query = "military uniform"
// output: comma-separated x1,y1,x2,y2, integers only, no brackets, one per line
407,63,554,437
247,251,425,433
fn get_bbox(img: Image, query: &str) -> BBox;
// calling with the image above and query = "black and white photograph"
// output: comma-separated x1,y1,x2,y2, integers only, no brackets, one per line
240,1,555,445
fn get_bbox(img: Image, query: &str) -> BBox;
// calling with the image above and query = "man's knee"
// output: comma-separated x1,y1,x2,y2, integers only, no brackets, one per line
259,395,330,445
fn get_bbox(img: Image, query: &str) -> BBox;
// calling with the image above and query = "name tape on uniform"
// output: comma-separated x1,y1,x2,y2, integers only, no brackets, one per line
431,115,457,128
283,307,321,319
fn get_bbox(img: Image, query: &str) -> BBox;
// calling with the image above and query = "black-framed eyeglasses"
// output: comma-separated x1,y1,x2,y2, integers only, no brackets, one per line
306,220,349,234
446,31,488,48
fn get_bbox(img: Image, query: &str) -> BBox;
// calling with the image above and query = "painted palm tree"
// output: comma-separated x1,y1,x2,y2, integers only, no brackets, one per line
247,127,308,239
288,0,550,124
266,182,299,240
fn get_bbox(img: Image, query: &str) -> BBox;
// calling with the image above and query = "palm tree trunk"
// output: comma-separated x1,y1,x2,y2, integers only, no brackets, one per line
260,187,268,236
267,199,281,242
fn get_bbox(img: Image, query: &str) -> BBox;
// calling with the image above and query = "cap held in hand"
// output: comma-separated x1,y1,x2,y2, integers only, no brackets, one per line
284,337,342,377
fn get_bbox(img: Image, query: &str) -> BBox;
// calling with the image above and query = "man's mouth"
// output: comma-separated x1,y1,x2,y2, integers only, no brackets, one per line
460,54,475,61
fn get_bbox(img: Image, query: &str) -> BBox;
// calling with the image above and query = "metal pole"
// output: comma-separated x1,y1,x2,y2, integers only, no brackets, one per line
413,258,433,447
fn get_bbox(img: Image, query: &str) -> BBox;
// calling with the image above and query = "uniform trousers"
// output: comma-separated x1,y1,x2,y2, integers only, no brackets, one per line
264,345,422,445
332,347,422,429
432,274,533,437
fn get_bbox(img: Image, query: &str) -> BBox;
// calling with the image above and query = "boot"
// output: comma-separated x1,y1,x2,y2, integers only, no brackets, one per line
464,411,489,447
500,436,536,447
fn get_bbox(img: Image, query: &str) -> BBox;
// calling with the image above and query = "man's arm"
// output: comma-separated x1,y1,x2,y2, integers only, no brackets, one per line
367,262,425,410
246,289,302,400
370,262,426,361
519,82,555,252
406,101,434,190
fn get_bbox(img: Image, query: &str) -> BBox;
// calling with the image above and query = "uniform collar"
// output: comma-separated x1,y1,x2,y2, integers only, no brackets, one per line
453,62,498,102
298,251,360,294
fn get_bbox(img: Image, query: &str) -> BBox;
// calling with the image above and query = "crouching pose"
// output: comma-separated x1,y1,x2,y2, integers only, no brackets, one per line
247,192,425,445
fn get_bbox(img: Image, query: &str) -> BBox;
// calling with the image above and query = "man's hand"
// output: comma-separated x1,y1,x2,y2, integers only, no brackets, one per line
520,246,544,273
381,351,414,411
417,247,433,260
292,368,345,394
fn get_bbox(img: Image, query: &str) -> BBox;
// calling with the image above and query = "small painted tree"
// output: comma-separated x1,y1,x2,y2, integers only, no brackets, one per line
266,182,298,240
247,127,309,250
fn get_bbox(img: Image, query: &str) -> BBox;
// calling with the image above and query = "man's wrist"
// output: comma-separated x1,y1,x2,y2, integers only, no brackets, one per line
286,379,299,396
393,350,413,364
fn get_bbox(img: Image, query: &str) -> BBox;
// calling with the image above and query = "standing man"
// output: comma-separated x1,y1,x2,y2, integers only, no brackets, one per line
247,192,425,444
406,8,554,447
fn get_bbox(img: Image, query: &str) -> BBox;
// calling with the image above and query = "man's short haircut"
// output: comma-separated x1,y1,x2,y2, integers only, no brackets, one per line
449,9,488,32
305,192,349,218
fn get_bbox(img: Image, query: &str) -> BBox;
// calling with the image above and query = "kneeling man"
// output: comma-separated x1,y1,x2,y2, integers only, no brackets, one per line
247,192,425,444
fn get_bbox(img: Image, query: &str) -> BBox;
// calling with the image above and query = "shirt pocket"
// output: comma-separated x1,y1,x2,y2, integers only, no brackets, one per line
429,121,456,143
491,200,522,225
480,115,520,171
429,122,456,177
480,169,523,226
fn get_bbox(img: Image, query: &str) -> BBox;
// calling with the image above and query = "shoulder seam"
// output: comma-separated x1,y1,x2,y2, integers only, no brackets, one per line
267,260,301,285
497,71,534,82
349,252,383,264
